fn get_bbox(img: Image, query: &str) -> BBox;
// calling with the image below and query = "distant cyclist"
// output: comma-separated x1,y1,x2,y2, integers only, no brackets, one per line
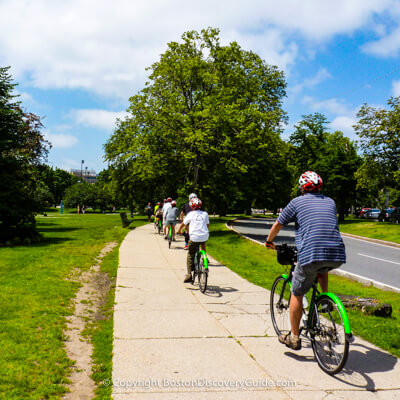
265,171,346,350
183,197,209,283
164,200,180,241
154,202,162,227
177,192,197,250
144,202,153,223
162,197,172,239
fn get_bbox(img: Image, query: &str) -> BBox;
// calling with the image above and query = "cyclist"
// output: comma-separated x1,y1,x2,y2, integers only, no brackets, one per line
177,192,197,250
154,202,162,228
144,202,153,223
162,197,172,238
164,200,180,241
183,197,209,283
265,171,346,350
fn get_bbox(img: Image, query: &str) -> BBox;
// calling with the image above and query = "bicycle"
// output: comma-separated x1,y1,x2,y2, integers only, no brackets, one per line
270,243,353,375
156,218,162,235
191,243,209,293
168,225,173,249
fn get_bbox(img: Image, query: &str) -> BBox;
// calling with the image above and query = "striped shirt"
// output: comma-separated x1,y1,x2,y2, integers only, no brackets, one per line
277,192,346,266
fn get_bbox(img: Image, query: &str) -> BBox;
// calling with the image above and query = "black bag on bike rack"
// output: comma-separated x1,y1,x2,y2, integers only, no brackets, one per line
276,244,296,265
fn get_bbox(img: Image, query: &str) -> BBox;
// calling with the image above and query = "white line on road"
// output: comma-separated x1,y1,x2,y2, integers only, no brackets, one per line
358,253,400,266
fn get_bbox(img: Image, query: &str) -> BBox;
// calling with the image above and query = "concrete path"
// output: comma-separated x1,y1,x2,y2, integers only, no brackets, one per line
112,224,400,399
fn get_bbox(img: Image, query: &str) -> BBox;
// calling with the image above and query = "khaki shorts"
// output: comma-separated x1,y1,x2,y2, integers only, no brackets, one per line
291,261,342,296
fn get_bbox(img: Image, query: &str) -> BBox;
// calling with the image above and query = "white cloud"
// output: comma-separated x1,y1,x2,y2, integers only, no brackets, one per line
289,68,332,97
392,80,400,96
71,109,128,131
330,115,357,137
0,0,394,98
302,97,350,115
362,27,400,57
44,132,78,149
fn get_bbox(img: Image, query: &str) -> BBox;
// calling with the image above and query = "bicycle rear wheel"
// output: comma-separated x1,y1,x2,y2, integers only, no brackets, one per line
270,276,291,336
168,228,172,248
310,295,349,375
197,252,208,293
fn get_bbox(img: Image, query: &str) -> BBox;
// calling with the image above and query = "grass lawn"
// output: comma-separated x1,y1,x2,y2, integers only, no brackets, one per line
0,211,146,399
207,217,400,359
338,218,400,244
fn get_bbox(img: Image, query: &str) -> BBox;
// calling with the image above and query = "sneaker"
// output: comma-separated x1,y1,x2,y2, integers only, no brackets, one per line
320,302,334,313
278,333,301,350
183,274,192,283
164,235,167,240
184,245,188,250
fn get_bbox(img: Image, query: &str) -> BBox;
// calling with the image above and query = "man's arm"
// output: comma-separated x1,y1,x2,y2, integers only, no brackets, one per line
265,220,284,248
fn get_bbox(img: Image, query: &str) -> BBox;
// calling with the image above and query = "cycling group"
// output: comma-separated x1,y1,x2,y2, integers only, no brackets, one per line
266,171,353,374
152,193,210,290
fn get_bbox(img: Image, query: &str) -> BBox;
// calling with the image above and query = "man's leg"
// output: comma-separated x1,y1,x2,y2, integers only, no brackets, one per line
289,295,303,336
184,241,197,282
317,272,328,292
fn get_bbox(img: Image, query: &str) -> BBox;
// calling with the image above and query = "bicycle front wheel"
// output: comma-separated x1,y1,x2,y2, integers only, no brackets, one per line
310,295,349,375
270,276,291,336
197,253,208,293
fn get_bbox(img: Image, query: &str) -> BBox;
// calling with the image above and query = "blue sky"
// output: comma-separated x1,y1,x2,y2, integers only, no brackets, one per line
1,0,400,173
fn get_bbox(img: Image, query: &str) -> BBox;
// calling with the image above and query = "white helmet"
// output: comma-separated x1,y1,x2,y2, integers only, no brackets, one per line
299,171,323,192
188,193,197,200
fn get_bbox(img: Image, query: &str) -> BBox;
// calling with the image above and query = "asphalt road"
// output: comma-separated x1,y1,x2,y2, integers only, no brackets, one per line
231,218,400,291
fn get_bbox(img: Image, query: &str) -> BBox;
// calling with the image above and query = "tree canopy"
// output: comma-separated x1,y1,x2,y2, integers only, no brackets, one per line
289,113,361,220
0,66,50,242
105,28,291,214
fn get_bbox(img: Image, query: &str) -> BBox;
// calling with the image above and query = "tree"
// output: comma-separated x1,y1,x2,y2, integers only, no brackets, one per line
105,28,290,214
354,97,400,206
36,164,78,204
0,66,49,242
289,114,361,220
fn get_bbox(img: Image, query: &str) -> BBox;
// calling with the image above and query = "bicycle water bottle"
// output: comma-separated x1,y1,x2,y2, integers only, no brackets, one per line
302,296,308,309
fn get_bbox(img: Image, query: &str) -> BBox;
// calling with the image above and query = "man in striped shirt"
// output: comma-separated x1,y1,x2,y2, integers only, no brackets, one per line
266,171,346,350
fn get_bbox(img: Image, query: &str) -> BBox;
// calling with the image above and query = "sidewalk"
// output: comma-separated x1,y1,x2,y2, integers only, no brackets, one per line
112,224,400,399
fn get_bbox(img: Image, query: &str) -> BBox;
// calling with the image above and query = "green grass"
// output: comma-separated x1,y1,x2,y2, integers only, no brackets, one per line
207,217,400,358
338,218,400,244
0,213,144,399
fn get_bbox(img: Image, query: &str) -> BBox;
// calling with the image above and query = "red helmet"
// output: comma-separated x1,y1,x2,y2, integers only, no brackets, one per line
299,171,323,192
167,197,172,202
171,200,177,207
190,197,202,210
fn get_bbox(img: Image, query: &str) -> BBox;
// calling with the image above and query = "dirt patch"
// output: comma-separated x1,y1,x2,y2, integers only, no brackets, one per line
63,242,118,400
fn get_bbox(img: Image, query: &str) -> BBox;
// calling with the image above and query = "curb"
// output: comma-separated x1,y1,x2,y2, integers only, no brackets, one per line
340,232,400,248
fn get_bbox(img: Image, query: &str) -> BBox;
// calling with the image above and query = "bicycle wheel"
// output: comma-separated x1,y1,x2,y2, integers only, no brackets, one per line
197,252,208,293
158,221,162,235
270,276,291,336
168,228,172,249
310,295,349,375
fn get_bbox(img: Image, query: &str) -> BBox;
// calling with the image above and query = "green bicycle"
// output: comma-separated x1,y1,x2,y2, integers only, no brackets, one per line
192,244,209,293
270,244,353,375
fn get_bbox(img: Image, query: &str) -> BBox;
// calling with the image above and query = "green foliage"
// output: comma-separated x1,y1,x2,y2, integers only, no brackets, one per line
36,164,78,204
354,97,400,206
105,28,291,214
289,113,361,219
0,66,50,242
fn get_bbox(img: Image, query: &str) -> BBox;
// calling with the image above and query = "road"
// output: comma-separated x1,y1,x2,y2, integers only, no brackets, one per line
231,218,400,291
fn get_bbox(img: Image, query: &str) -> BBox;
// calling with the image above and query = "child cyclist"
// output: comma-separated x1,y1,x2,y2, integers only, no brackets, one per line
183,197,209,283
164,200,180,241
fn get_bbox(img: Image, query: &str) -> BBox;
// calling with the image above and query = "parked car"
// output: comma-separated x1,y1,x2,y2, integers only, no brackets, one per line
359,208,371,218
365,208,380,219
378,208,395,222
